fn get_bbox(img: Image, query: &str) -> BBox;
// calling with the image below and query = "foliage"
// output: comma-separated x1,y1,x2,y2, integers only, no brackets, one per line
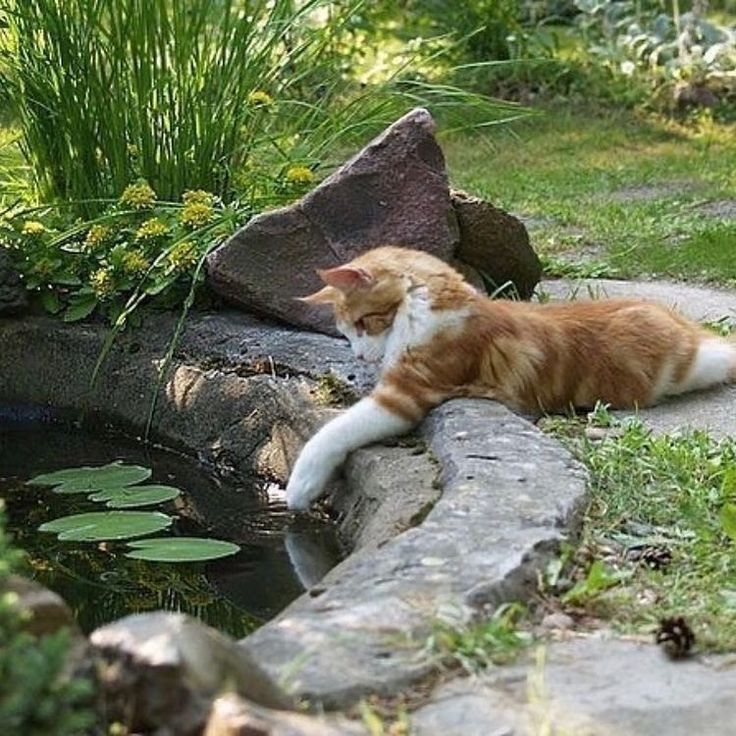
429,603,531,671
40,510,173,542
2,185,243,325
547,418,736,650
0,0,353,210
124,538,240,562
574,0,736,102
0,502,96,735
0,0,524,213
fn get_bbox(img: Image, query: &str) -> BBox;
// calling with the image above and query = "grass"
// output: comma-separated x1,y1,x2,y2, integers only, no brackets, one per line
444,105,736,285
542,410,736,652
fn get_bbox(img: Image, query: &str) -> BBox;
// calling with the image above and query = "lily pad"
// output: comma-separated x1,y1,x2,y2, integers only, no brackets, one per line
89,485,181,508
28,462,152,494
39,511,172,541
124,537,240,562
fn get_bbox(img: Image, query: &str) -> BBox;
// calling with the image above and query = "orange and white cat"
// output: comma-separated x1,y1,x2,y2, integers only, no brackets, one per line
286,246,736,511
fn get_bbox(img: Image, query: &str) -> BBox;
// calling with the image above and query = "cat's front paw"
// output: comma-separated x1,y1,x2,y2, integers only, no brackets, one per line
285,447,337,512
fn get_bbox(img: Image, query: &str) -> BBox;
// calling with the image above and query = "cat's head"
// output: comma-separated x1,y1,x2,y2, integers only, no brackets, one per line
301,256,407,363
301,246,474,363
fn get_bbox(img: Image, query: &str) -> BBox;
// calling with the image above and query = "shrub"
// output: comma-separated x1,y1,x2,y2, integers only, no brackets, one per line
0,502,96,736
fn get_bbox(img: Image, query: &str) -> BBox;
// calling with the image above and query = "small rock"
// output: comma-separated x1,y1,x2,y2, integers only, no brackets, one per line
4,574,79,637
673,81,719,110
204,693,363,736
90,612,294,735
541,612,575,631
451,190,541,299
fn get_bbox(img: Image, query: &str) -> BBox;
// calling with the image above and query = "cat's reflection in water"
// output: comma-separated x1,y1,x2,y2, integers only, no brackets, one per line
207,527,341,621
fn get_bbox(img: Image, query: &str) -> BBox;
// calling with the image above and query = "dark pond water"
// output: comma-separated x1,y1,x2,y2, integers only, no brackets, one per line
0,411,342,638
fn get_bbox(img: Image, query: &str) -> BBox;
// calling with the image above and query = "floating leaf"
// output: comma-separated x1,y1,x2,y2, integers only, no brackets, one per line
40,511,172,541
28,462,152,494
89,485,181,508
124,537,240,562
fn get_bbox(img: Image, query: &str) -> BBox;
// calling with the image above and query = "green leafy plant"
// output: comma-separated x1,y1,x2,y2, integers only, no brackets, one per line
40,510,173,542
429,602,531,671
0,502,97,735
574,0,736,102
125,538,241,563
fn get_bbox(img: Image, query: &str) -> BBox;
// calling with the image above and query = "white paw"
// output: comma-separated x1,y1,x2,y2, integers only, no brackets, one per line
285,446,338,512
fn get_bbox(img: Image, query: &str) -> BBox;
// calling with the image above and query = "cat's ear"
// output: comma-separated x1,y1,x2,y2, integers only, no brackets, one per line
299,285,339,306
317,265,374,292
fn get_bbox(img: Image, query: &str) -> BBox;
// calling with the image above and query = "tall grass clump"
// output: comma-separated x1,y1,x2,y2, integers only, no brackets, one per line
0,0,526,219
0,0,358,214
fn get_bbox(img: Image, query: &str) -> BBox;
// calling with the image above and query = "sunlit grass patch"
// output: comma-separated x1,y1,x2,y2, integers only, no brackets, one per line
445,106,736,284
543,416,736,652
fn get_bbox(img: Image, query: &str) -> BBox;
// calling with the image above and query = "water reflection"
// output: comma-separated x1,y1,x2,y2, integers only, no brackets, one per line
0,415,343,637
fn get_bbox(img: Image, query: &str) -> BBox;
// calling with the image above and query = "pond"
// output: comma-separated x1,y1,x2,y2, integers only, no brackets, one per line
0,406,342,638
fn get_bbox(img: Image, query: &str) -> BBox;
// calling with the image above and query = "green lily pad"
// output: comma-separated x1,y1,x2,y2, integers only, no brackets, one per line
124,537,240,562
28,462,152,494
89,485,181,508
39,511,172,541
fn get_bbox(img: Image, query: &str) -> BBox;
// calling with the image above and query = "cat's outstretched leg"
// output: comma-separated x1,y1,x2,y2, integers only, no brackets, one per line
286,395,414,511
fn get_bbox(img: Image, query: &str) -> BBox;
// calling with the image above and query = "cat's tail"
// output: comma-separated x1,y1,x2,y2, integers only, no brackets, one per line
682,336,736,392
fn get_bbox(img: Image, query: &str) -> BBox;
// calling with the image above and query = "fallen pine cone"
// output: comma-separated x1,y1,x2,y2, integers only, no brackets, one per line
655,616,695,659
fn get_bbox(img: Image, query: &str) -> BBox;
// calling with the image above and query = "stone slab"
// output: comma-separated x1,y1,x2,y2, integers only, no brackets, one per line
207,108,459,334
240,400,587,708
413,636,736,736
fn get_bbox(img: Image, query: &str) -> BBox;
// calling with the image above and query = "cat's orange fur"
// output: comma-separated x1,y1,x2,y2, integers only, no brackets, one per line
286,245,736,510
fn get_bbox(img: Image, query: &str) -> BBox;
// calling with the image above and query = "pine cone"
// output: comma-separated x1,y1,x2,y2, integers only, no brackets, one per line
627,545,672,570
655,616,695,659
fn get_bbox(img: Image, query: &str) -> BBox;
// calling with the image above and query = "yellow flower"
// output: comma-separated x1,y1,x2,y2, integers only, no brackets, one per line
22,220,46,236
121,249,150,275
84,224,110,250
168,241,199,271
284,165,314,185
182,189,215,206
135,217,168,242
180,202,213,228
120,181,156,210
247,89,273,106
90,267,115,298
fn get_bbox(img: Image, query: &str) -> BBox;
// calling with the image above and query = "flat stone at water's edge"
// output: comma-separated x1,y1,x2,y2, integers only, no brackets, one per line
240,400,587,708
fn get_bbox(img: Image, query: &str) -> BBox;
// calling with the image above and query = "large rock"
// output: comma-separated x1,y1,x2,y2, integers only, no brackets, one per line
0,247,27,316
452,189,541,299
207,108,459,334
90,612,294,735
